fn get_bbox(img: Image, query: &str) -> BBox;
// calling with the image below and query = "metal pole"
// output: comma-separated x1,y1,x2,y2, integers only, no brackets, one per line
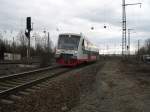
48,32,50,52
29,32,30,58
122,1,141,56
137,40,140,61
13,37,14,60
128,30,130,55
122,0,126,56
138,40,140,55
128,29,134,55
27,31,30,59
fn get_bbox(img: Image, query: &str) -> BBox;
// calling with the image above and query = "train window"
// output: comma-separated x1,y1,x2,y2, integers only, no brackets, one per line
58,34,80,50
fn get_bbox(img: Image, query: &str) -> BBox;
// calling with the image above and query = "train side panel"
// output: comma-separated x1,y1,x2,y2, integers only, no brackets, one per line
77,37,99,63
77,37,88,62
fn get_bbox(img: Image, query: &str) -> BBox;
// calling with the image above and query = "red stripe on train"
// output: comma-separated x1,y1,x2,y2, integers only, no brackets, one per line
56,57,97,66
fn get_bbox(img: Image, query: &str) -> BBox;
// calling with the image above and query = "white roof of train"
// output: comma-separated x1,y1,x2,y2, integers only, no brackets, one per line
59,33,82,36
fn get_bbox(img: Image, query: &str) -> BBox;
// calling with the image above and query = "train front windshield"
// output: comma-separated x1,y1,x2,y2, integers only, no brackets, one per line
58,35,80,50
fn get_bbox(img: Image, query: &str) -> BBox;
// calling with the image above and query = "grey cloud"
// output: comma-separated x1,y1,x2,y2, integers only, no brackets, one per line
78,7,121,27
0,0,150,53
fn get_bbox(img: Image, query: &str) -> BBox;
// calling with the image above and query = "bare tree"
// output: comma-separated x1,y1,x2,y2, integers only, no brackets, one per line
145,39,150,54
17,31,28,58
138,38,150,55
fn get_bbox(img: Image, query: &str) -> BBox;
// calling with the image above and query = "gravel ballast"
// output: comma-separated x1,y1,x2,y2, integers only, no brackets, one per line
0,62,101,112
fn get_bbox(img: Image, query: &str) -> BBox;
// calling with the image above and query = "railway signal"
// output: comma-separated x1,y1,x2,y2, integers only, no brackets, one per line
26,17,31,31
25,17,33,60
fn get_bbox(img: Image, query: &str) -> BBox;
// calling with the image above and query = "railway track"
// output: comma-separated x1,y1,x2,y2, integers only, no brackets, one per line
0,65,71,99
0,61,40,65
0,62,96,101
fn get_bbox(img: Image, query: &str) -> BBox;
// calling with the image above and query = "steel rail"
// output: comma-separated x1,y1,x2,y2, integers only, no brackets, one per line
0,65,60,81
0,61,40,64
0,68,70,99
0,62,95,99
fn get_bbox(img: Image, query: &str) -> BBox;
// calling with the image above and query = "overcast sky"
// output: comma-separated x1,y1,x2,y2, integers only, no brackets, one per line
0,0,149,54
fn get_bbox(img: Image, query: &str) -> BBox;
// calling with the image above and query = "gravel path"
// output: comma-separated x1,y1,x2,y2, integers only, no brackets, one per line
70,60,150,112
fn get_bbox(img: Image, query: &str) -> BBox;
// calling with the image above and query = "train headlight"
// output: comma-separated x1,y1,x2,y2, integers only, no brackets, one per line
74,51,78,56
74,51,78,54
72,56,77,59
55,54,60,58
74,53,78,56
56,49,61,54
72,52,77,59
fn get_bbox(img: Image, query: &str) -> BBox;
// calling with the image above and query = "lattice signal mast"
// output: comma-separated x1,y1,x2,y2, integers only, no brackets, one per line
122,0,141,56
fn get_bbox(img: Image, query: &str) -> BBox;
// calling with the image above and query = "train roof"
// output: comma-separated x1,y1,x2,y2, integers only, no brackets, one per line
59,33,99,51
59,33,82,37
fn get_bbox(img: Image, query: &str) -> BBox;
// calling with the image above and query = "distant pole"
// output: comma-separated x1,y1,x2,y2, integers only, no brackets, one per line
128,30,130,55
47,32,50,52
28,32,30,58
13,37,15,60
43,29,47,48
137,40,140,61
138,40,140,55
127,29,134,55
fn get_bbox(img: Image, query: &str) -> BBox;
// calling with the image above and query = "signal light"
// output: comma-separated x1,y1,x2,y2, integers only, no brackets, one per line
26,17,31,30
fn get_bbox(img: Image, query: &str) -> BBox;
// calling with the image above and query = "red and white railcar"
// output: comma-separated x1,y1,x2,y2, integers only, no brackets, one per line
55,33,99,66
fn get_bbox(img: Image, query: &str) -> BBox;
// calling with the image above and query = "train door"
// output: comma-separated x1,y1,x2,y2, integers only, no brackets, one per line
81,39,88,61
